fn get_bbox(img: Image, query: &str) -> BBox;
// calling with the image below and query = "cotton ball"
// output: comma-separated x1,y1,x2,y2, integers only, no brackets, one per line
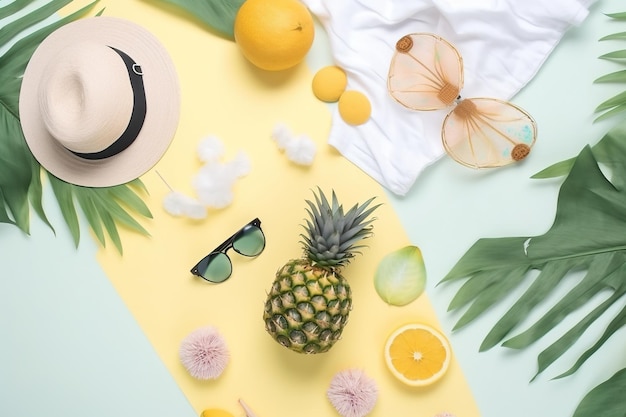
197,135,225,163
179,326,230,380
195,185,235,209
193,164,237,209
271,123,293,149
327,369,378,417
230,151,252,178
285,134,316,165
162,191,207,219
193,150,251,209
271,123,316,165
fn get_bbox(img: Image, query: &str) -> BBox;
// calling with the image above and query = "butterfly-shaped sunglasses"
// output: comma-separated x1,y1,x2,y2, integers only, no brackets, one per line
387,33,537,169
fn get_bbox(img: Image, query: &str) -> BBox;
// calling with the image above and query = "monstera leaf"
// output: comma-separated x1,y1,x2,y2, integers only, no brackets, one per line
442,125,626,417
442,141,626,375
0,0,152,254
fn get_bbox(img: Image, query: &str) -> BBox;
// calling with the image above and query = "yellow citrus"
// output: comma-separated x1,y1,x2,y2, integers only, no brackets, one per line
384,323,451,387
200,409,235,417
234,0,315,71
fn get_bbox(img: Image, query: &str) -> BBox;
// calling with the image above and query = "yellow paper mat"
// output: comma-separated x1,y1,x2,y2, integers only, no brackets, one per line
62,1,480,415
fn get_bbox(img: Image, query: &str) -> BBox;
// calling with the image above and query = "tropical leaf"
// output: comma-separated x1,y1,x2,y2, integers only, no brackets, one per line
532,116,626,182
600,31,626,41
572,369,626,417
441,144,626,380
148,0,245,40
606,12,626,20
0,1,153,254
599,49,626,60
595,68,626,83
590,15,626,121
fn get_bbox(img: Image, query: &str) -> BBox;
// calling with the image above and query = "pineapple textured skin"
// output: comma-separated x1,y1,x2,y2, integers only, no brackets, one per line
263,258,352,354
262,188,378,354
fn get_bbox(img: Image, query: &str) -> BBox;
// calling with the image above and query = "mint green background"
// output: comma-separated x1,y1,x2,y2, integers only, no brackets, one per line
1,0,625,416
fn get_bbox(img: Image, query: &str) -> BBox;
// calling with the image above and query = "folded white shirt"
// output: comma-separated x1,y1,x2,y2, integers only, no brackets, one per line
302,0,595,195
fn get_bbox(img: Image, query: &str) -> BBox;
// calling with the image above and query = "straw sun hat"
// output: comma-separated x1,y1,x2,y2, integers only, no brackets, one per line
19,16,180,187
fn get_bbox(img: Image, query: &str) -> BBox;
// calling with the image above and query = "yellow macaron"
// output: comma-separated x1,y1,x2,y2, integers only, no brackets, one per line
338,90,371,125
312,65,347,102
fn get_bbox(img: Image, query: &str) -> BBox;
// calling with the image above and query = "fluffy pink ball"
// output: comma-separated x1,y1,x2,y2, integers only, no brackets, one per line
179,326,230,380
327,369,378,417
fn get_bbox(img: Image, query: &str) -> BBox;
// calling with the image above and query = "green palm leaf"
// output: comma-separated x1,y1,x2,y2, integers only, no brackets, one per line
590,12,626,121
599,31,626,41
0,1,153,254
573,369,626,417
148,0,245,40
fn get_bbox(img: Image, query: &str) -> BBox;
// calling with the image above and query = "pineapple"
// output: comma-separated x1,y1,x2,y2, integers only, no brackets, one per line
263,188,378,354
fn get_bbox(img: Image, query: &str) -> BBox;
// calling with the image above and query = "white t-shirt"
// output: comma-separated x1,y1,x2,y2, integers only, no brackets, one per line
302,0,595,195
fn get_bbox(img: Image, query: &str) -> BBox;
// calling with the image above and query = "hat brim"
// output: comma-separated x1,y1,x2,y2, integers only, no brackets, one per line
19,16,180,187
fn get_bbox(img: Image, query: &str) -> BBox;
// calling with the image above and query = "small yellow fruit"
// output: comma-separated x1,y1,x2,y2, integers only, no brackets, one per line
234,0,315,71
338,90,371,125
384,323,451,387
312,66,347,102
200,408,235,417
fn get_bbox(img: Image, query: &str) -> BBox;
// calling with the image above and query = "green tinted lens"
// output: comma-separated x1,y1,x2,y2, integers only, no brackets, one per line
200,252,232,283
233,226,265,257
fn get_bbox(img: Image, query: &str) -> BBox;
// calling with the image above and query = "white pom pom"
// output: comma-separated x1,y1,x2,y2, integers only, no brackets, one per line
195,185,235,209
197,135,225,163
271,123,317,165
271,123,293,150
230,151,252,178
285,134,317,165
193,165,235,209
163,191,207,219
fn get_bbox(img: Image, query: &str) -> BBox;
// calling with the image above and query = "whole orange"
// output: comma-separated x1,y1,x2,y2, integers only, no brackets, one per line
234,0,315,71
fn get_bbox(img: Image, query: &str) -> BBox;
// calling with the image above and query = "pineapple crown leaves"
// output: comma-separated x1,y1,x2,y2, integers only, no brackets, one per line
299,188,380,269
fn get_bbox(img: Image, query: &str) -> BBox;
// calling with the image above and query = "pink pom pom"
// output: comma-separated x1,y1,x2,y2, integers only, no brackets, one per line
179,326,230,380
327,369,378,417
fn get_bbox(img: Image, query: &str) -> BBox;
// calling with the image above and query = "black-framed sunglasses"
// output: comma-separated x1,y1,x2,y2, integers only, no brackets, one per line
190,218,265,283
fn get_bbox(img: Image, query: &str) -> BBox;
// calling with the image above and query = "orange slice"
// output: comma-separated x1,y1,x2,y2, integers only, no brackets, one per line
384,323,451,386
